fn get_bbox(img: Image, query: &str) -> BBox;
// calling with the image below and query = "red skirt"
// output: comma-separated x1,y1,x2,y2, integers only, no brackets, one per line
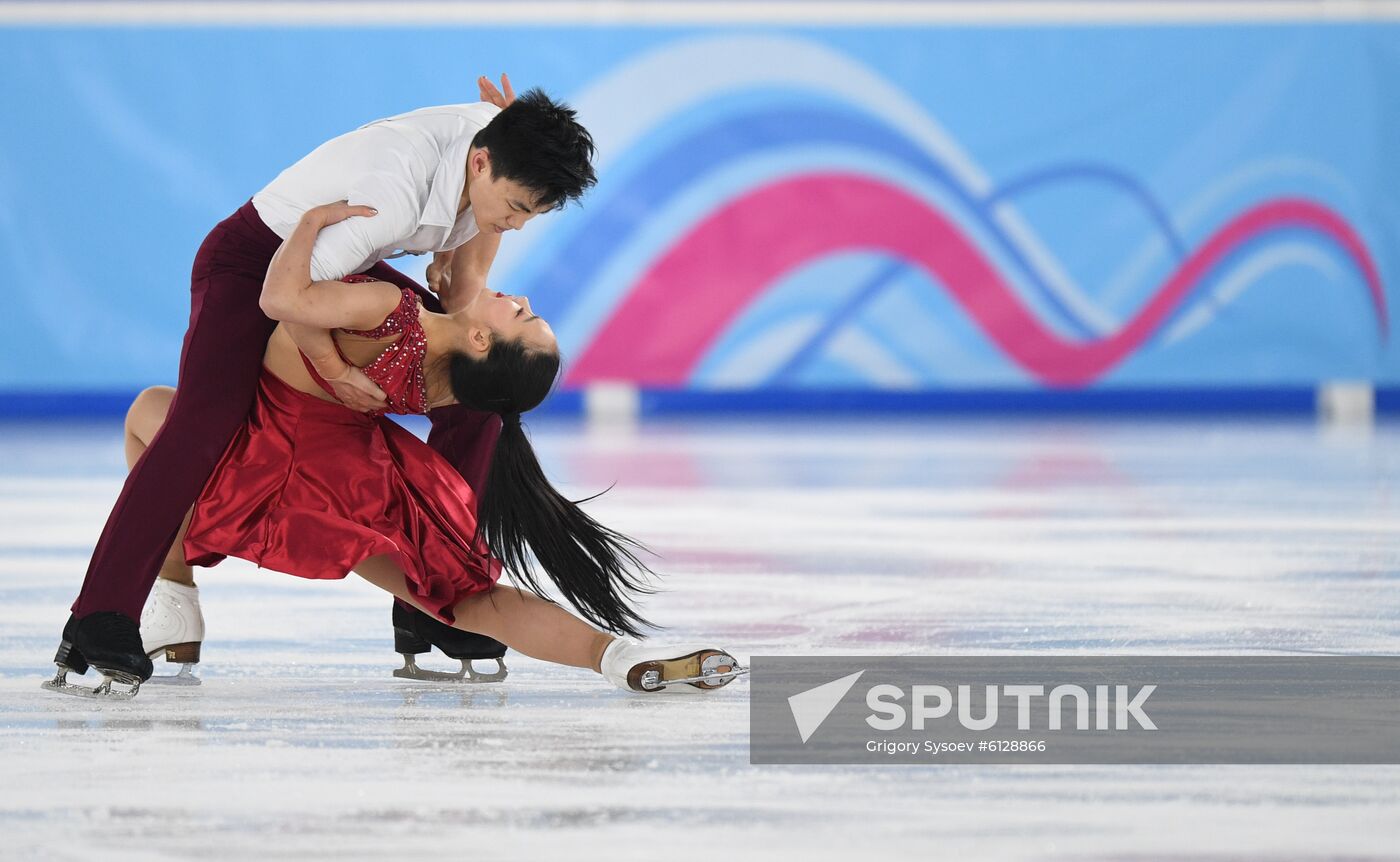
183,368,501,623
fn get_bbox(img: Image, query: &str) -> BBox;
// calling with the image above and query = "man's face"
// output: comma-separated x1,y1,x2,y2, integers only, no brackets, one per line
466,150,546,236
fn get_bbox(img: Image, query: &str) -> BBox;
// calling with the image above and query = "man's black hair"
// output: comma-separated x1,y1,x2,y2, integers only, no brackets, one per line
472,88,597,211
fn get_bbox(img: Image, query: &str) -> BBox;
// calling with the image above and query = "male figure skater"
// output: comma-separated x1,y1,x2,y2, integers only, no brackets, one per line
48,76,598,698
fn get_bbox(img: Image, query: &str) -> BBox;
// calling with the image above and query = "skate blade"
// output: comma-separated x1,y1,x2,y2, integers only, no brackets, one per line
393,655,508,684
41,667,142,700
658,664,750,689
145,663,202,686
632,651,748,692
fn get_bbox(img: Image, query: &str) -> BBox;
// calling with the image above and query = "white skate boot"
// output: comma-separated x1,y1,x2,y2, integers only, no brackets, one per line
140,579,205,685
599,638,748,693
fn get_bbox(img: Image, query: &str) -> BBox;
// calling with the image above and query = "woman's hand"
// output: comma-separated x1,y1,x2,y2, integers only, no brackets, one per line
478,73,515,109
305,201,378,228
326,364,388,413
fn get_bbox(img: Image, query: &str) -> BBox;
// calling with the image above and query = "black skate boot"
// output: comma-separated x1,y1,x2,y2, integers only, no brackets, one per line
43,612,154,700
391,600,507,683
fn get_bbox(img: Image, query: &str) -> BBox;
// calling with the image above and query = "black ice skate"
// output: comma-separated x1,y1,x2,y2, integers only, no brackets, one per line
42,612,154,700
391,600,508,683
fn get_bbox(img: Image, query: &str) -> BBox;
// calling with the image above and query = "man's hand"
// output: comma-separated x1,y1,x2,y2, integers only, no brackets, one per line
326,365,388,413
478,73,516,109
426,251,452,297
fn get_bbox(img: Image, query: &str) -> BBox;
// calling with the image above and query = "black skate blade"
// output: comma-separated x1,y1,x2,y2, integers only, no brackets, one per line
393,655,507,684
394,666,467,682
41,666,141,700
463,658,508,683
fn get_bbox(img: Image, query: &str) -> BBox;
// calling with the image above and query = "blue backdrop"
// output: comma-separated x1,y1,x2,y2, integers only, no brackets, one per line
1,18,1397,410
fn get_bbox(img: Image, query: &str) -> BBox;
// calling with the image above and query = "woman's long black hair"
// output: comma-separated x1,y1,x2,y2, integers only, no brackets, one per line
446,340,656,637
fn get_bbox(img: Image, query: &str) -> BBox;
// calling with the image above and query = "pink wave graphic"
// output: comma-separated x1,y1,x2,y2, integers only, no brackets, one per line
568,173,1386,387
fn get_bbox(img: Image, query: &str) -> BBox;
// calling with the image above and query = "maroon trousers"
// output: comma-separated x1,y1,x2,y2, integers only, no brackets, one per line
72,201,501,620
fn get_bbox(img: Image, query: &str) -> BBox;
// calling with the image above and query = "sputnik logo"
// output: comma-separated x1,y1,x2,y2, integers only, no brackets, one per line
788,670,866,743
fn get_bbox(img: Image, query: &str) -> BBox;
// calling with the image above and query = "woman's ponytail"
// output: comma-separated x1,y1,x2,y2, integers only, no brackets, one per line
447,343,657,636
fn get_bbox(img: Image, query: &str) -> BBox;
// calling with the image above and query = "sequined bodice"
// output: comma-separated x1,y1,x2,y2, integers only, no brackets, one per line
300,277,429,416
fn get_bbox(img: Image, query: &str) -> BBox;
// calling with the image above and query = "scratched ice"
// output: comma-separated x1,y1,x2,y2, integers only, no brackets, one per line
1,415,1397,860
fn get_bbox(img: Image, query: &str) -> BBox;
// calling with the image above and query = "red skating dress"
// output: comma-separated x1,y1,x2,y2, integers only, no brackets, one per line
182,279,501,623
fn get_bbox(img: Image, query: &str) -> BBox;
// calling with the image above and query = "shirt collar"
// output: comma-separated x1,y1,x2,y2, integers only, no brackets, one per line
420,134,473,230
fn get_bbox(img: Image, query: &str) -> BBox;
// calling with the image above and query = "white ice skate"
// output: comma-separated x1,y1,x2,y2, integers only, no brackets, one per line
599,638,748,693
140,579,204,685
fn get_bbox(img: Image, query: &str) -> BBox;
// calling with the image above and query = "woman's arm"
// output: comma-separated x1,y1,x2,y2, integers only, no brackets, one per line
262,202,395,412
259,202,402,330
285,321,388,413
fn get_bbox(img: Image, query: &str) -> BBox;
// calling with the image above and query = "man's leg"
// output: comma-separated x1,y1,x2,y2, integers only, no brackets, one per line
120,386,205,684
55,210,279,693
73,264,274,621
122,386,194,587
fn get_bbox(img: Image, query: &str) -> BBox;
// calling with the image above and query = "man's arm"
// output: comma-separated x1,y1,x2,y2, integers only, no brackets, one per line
423,72,515,301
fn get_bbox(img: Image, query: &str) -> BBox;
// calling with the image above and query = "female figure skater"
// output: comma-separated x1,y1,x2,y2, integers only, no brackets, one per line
46,201,744,699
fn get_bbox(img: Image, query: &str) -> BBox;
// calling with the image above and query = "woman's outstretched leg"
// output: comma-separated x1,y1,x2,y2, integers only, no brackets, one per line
457,585,616,671
354,555,614,671
354,555,746,691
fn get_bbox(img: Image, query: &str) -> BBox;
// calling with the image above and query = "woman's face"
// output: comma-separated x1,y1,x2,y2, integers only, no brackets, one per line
465,287,556,354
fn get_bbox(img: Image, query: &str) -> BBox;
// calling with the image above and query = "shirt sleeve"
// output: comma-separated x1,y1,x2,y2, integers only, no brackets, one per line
307,172,422,282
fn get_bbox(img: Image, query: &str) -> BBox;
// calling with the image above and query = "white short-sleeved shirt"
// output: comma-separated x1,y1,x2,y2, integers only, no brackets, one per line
252,102,502,282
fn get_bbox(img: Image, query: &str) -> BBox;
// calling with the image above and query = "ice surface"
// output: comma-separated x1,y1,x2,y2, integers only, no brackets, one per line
1,415,1398,860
